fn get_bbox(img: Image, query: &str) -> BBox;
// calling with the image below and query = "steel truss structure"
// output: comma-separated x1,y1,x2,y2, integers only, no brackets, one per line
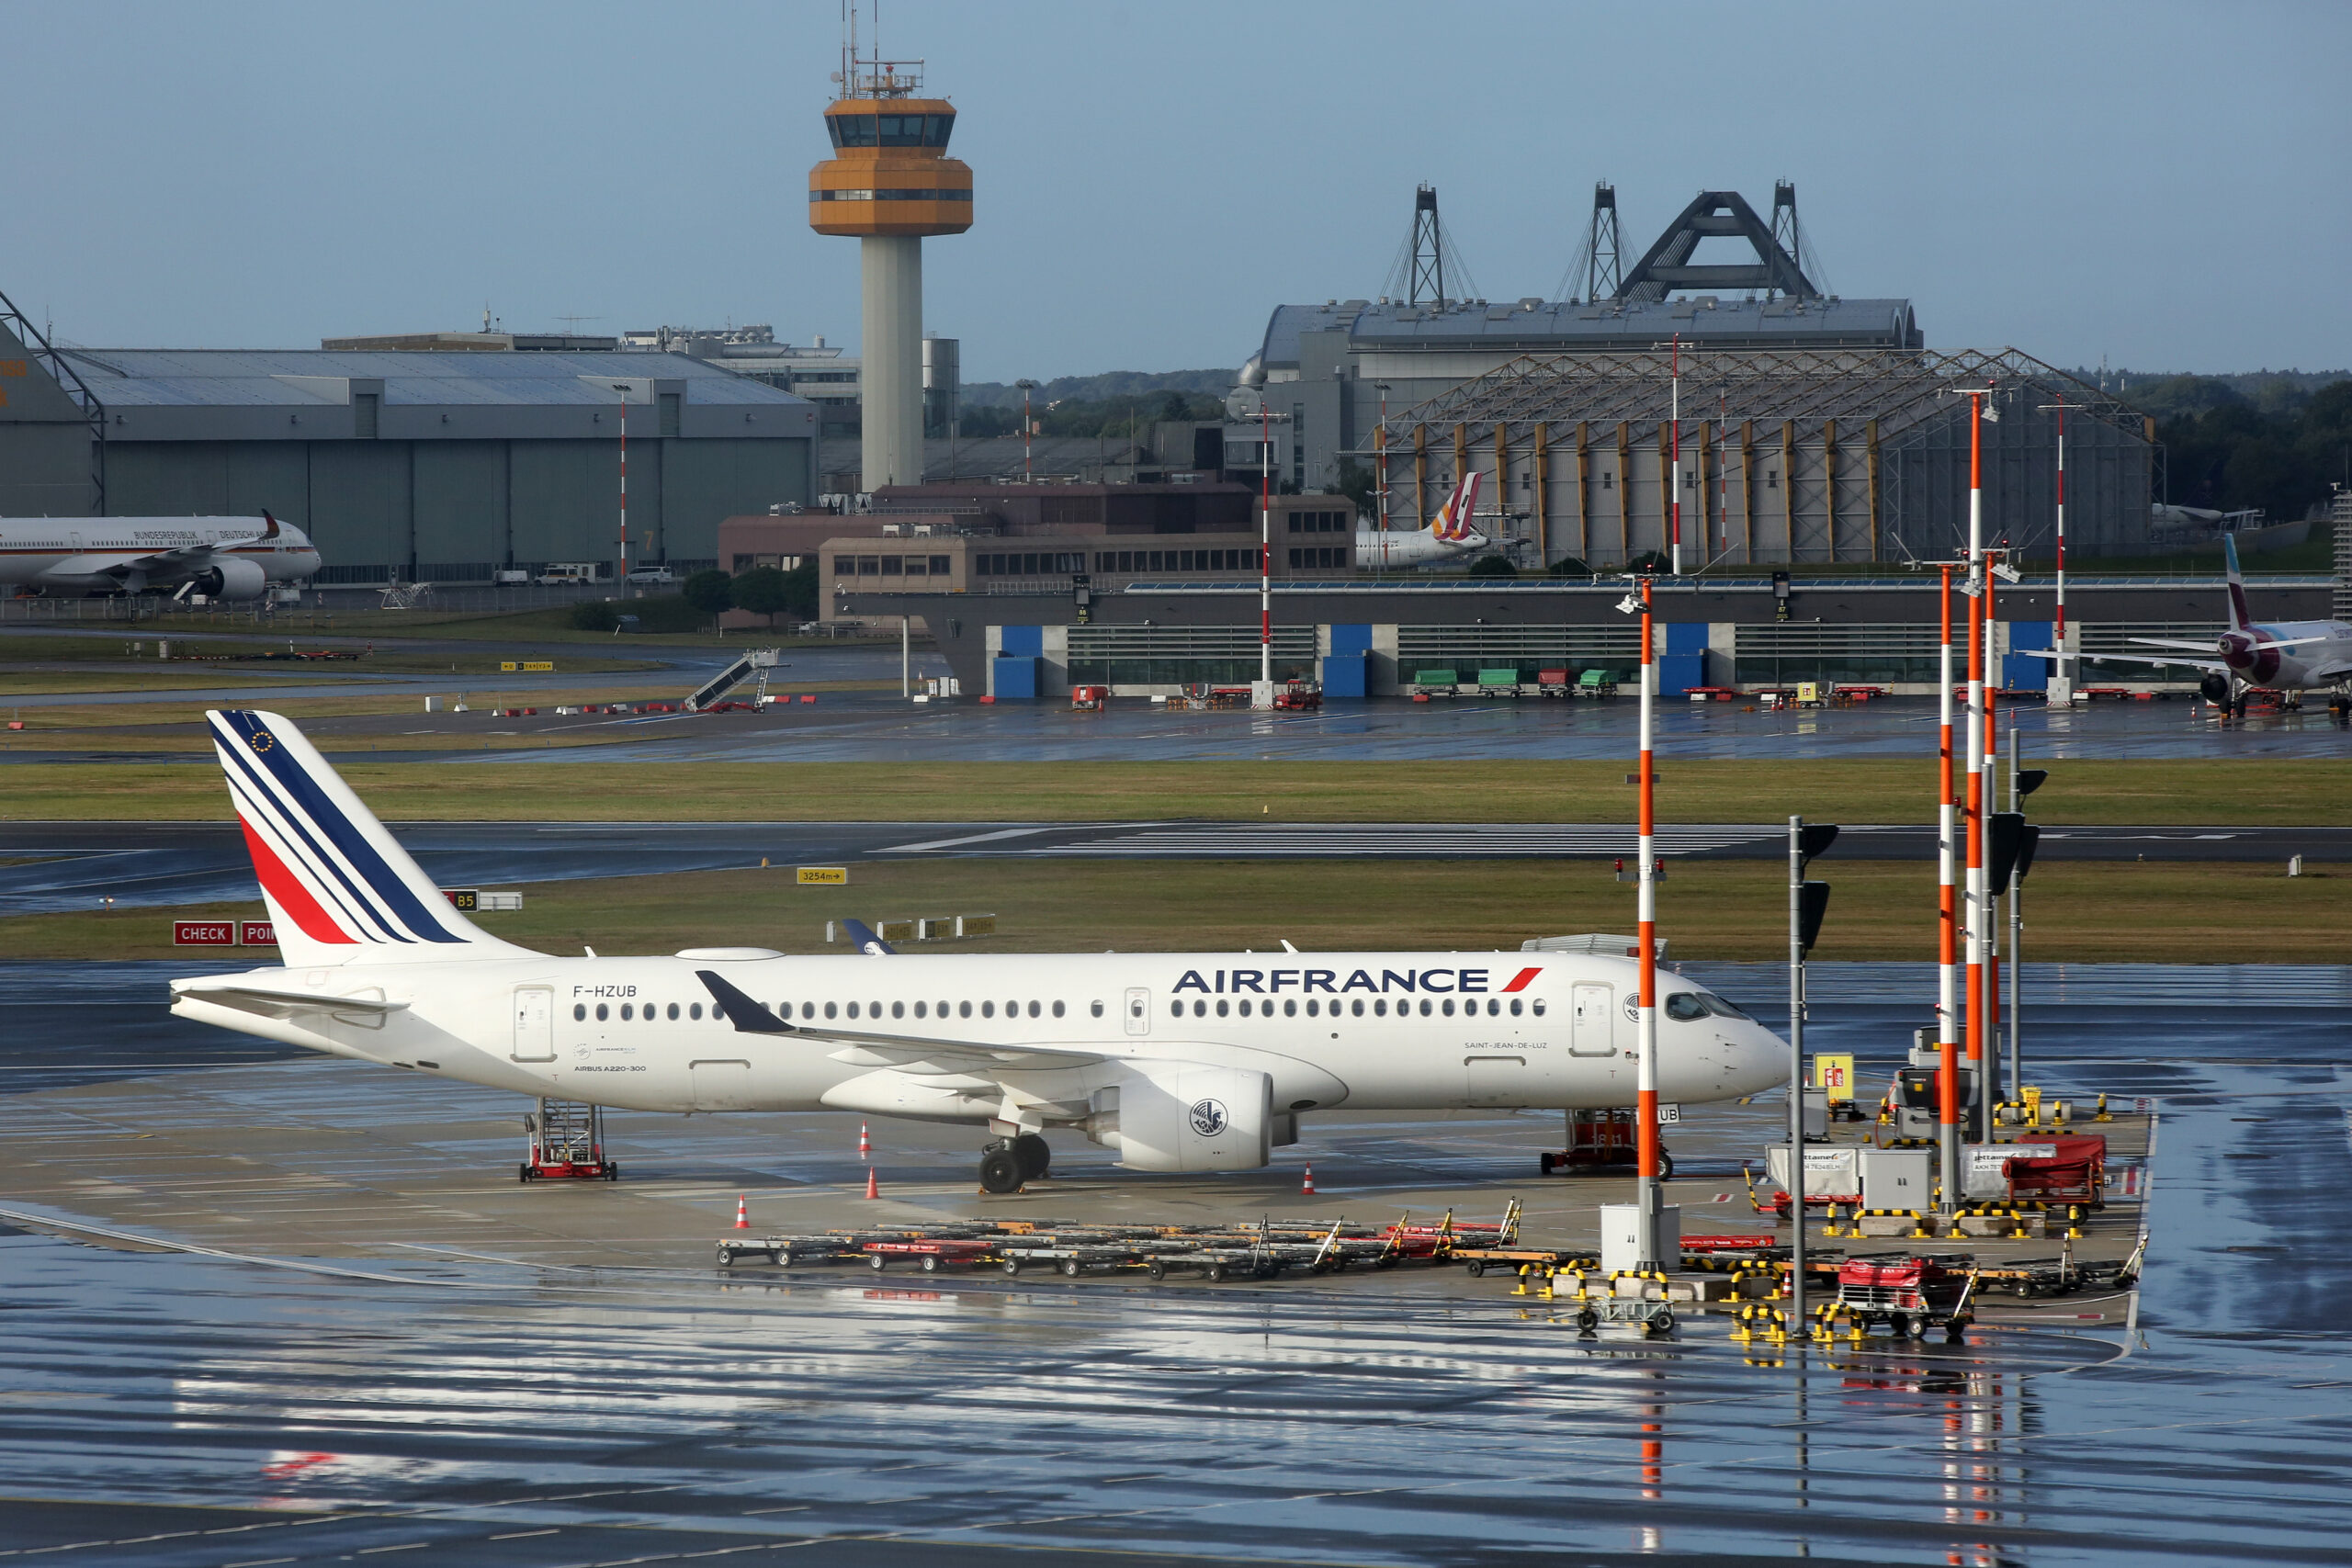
1375,347,2157,567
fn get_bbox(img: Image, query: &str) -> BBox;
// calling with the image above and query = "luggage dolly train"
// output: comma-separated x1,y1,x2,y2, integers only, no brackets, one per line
716,1202,1521,1282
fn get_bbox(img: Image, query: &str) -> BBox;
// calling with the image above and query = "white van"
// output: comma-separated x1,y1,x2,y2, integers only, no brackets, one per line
537,562,600,585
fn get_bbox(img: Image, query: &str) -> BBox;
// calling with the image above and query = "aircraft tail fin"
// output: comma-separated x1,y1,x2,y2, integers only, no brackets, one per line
2222,533,2253,634
1430,470,1483,541
206,709,528,967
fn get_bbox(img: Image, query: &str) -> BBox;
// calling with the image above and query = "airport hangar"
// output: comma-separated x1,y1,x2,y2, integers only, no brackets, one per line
832,348,2328,701
0,311,818,584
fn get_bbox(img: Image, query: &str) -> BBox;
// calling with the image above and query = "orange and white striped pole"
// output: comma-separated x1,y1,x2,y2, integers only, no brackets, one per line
1964,391,1989,1146
1634,574,1663,1268
1938,564,1960,1216
1984,563,2002,1115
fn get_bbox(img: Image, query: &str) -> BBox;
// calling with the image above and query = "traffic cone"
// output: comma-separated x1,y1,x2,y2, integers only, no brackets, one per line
733,1194,749,1229
865,1168,879,1201
1302,1165,1316,1195
858,1122,871,1160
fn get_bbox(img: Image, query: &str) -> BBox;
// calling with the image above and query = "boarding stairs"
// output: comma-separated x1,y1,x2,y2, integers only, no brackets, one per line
685,648,781,711
522,1098,616,1180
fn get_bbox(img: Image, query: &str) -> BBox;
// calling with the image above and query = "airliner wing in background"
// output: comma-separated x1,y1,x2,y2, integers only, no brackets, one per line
134,512,282,572
2018,647,2231,673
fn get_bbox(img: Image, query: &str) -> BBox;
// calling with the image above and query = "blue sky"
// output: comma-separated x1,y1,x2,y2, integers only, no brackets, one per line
4,0,2345,381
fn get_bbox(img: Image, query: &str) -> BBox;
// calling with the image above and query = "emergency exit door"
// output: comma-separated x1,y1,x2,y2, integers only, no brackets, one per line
1568,983,1615,1055
511,987,555,1061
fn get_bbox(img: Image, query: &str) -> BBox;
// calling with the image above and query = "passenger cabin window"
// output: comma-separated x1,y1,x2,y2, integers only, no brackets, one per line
1091,1000,1103,1018
892,1001,905,1020
573,1003,586,1021
690,1002,703,1020
824,1002,838,1020
914,1001,927,1019
620,1004,632,1021
1052,1000,1066,1018
667,1002,679,1021
960,1001,973,1018
982,1001,995,1018
1532,998,1547,1016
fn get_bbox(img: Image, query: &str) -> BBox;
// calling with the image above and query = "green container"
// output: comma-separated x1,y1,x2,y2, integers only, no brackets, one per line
1476,667,1521,687
1577,668,1613,689
1414,669,1460,687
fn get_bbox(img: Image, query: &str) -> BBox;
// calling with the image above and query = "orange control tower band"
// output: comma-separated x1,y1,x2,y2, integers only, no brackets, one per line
809,55,971,492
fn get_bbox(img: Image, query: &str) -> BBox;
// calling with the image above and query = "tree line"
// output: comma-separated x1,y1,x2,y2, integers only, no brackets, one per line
2132,375,2352,520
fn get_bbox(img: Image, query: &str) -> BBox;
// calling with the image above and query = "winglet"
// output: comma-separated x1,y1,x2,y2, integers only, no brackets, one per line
2222,533,2252,633
258,510,280,543
841,919,897,956
694,970,795,1034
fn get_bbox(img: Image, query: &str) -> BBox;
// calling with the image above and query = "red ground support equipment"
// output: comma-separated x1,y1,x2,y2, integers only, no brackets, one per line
864,1238,998,1274
1994,1133,2107,1208
1537,668,1570,697
519,1099,617,1181
1540,1109,1668,1176
1834,1253,1977,1337
1070,684,1108,710
1273,682,1321,710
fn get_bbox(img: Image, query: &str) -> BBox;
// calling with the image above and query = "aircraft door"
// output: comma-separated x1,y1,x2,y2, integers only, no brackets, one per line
511,987,555,1061
1568,983,1615,1055
1125,987,1151,1037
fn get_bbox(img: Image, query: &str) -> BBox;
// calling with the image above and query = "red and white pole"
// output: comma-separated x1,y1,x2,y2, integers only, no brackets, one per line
2051,399,2072,706
1964,392,1988,1146
1260,401,1273,688
1634,575,1663,1267
616,385,630,590
1668,335,1682,575
1938,564,1959,1215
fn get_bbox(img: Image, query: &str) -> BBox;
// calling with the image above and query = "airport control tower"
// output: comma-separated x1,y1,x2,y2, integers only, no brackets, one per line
809,37,971,491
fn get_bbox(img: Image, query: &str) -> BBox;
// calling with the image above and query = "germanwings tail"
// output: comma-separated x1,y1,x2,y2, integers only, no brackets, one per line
1430,471,1483,541
207,709,528,967
2222,534,2252,634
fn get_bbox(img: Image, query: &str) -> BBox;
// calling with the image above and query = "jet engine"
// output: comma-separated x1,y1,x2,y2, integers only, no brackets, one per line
2199,671,2233,705
1081,1062,1272,1172
193,558,268,601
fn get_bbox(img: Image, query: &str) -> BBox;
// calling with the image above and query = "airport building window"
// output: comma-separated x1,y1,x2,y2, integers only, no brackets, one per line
929,554,952,575
595,1003,608,1021
574,1003,586,1021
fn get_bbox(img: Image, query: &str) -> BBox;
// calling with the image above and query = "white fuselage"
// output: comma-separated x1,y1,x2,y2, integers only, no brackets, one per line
1354,527,1489,570
0,516,322,594
172,949,1786,1122
2228,617,2352,692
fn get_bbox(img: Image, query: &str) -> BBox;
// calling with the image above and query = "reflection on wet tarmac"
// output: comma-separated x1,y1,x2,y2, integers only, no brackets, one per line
0,964,2347,1564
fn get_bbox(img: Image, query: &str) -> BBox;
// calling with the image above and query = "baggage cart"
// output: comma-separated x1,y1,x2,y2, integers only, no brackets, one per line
1833,1253,1979,1338
865,1237,1000,1273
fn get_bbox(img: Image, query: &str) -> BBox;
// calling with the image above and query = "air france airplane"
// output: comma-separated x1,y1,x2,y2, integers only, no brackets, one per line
170,709,1785,1191
2026,536,2352,716
1355,471,1494,570
0,512,321,599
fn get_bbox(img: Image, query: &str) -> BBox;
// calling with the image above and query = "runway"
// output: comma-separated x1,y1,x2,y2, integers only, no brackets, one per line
0,960,2346,1565
3,818,2345,913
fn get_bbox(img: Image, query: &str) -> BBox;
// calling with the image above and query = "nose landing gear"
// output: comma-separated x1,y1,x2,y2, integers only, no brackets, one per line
978,1132,1052,1194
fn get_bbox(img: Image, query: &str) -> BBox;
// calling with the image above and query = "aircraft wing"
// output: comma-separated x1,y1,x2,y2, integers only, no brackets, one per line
693,969,1104,1072
2069,649,2229,677
2301,660,2352,683
172,979,409,1021
2127,637,2226,652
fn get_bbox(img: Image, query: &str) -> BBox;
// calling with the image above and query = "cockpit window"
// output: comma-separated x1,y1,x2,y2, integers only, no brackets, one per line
1663,992,1709,1022
1697,992,1752,1021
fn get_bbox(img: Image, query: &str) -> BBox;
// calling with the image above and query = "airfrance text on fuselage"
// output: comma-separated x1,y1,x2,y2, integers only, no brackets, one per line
1170,965,1543,996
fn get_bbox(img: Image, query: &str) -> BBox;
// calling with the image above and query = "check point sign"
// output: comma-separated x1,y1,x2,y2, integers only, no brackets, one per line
172,920,277,947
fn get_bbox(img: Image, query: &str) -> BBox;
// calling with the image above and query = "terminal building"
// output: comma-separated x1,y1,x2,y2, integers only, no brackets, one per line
0,303,818,583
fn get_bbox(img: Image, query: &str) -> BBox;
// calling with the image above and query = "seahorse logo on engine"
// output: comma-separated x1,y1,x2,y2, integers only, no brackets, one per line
1188,1098,1228,1137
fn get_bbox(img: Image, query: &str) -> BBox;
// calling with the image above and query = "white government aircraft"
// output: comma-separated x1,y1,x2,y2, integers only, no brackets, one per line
169,710,1785,1191
0,512,321,599
1356,471,1495,570
2028,536,2352,715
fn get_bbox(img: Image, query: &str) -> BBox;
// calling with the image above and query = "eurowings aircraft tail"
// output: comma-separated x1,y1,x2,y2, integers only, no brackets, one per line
2222,534,2252,634
1430,471,1483,541
206,708,528,967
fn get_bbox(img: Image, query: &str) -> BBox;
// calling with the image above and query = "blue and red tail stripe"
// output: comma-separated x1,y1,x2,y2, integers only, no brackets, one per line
208,709,464,945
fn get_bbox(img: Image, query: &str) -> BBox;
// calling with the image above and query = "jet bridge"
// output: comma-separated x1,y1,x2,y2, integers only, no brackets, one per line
686,648,781,711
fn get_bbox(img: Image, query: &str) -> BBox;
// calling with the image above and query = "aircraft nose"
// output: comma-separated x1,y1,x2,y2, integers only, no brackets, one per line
1736,1024,1787,1096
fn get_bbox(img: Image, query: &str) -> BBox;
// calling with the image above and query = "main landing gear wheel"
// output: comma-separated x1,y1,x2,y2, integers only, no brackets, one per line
1012,1133,1051,1180
1657,1151,1675,1181
978,1143,1024,1195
